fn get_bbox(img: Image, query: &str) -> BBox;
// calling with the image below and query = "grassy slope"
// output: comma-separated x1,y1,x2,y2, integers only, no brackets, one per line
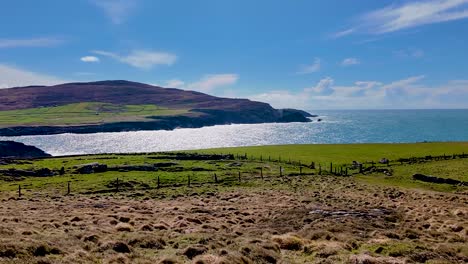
0,102,189,127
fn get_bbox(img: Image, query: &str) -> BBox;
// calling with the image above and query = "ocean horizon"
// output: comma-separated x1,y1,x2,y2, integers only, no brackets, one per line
2,109,467,156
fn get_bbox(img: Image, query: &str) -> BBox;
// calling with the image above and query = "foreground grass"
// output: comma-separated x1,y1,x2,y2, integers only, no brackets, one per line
0,102,189,127
0,143,467,263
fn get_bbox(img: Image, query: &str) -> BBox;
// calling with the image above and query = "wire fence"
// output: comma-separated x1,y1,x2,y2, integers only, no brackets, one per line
4,151,468,198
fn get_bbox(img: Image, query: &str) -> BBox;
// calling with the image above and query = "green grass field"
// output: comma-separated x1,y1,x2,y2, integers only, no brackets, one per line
0,102,189,127
197,142,468,165
0,142,466,195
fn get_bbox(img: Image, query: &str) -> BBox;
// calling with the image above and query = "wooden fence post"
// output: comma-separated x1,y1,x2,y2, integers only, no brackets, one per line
157,175,160,188
260,168,263,180
238,171,241,182
67,181,71,195
330,163,333,174
280,166,283,177
18,185,21,198
299,167,303,175
214,173,218,183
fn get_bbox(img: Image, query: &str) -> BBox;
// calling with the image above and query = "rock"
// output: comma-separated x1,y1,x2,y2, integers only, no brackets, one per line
182,245,208,259
0,141,51,158
112,242,131,253
74,163,108,174
412,174,466,185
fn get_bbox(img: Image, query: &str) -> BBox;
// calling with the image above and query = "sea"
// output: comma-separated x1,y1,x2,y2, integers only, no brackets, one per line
1,109,467,156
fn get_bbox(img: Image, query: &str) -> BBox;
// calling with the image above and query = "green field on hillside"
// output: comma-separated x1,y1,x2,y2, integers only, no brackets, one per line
197,142,468,165
0,142,466,195
0,102,189,127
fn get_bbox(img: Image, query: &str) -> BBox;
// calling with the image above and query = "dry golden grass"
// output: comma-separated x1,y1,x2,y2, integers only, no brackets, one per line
0,176,467,263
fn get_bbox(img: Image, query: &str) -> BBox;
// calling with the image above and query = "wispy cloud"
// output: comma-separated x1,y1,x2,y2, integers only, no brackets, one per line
0,64,67,88
333,0,468,37
187,74,239,92
160,74,239,93
304,77,334,95
341,58,361,66
91,0,137,24
363,0,468,34
0,37,64,48
297,58,321,74
394,48,425,58
92,50,177,69
165,79,186,88
330,28,355,39
80,56,100,62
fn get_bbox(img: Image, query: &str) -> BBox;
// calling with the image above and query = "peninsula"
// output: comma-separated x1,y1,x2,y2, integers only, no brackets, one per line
0,80,313,136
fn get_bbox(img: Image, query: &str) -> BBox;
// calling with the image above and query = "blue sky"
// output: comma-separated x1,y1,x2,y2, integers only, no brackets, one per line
1,0,468,110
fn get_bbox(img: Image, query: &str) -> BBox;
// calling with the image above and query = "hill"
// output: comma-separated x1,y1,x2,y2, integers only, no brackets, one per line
0,80,313,136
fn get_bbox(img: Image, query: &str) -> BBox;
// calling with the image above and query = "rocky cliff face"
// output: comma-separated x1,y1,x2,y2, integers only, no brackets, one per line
0,141,51,158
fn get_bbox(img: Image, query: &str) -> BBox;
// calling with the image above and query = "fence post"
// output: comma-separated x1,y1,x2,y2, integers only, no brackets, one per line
214,173,218,183
157,175,160,189
260,155,263,162
238,171,241,182
260,168,263,180
116,178,119,192
67,181,71,195
345,167,348,176
280,166,283,177
18,185,21,198
299,167,303,175
188,175,191,187
330,163,333,174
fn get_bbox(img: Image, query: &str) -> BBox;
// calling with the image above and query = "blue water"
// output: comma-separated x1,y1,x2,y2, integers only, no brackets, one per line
1,109,467,156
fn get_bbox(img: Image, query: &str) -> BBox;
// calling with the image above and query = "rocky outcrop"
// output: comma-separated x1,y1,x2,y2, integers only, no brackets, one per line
0,141,51,158
412,173,467,186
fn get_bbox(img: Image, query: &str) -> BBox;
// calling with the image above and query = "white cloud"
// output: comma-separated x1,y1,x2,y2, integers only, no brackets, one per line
341,58,360,66
331,28,355,39
159,74,239,93
187,74,239,92
297,58,321,74
91,0,137,24
165,79,185,88
246,75,468,109
333,0,468,36
92,50,177,69
304,77,334,95
363,0,468,34
0,37,64,48
0,64,67,88
80,56,100,62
